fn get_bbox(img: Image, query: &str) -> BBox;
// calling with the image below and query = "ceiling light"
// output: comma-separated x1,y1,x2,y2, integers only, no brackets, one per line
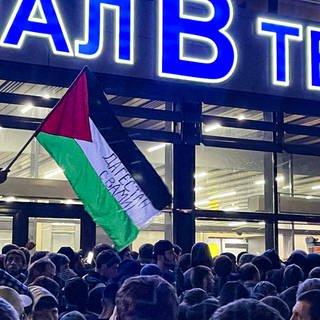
228,221,246,227
194,187,203,192
306,196,314,200
276,175,284,182
43,94,50,99
223,206,240,212
209,191,237,199
21,103,34,114
204,123,222,133
147,143,166,153
5,196,15,202
238,114,246,120
255,180,265,185
195,199,210,206
44,168,63,179
194,172,208,179
283,185,291,190
311,185,320,190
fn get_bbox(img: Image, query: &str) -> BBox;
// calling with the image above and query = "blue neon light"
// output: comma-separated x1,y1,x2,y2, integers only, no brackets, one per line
308,28,320,89
158,0,237,83
1,0,72,55
258,19,302,86
75,0,133,64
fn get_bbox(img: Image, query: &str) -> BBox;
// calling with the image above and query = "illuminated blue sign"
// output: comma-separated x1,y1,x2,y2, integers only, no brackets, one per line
1,0,320,93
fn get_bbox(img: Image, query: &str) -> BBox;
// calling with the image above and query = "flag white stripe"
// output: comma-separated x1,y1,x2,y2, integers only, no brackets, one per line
76,119,160,228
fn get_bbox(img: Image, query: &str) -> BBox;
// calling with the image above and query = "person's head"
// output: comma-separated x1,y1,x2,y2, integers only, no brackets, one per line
138,244,154,265
283,264,304,289
173,245,182,259
0,297,19,320
0,286,32,320
4,249,26,276
238,253,256,266
63,277,88,309
153,240,176,269
60,311,86,320
181,288,208,306
114,259,141,285
263,249,282,270
286,250,307,272
213,255,232,278
253,281,277,299
30,276,60,298
220,253,237,272
296,278,320,299
87,286,105,314
57,247,76,270
292,289,320,320
95,249,121,279
140,264,162,276
212,298,285,320
190,266,214,293
93,243,113,264
30,252,49,265
114,275,178,320
239,263,260,282
178,253,191,273
47,253,70,274
27,258,56,284
118,247,132,261
185,299,219,320
308,267,320,279
29,285,58,320
252,255,273,280
1,244,19,255
261,296,290,320
305,254,320,277
190,243,213,268
219,281,250,306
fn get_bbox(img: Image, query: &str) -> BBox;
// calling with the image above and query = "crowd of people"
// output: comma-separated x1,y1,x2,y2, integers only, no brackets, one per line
0,239,320,320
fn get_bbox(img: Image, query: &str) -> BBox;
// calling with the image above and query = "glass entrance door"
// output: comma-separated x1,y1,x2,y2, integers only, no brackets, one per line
29,218,80,252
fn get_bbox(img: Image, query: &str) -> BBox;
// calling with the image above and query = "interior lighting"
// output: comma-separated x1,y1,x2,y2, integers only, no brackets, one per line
44,168,63,179
43,94,50,99
195,199,210,206
223,206,240,212
238,114,246,120
311,185,320,190
228,221,246,227
276,175,284,182
21,103,34,114
147,143,166,153
255,179,265,185
194,187,203,192
209,191,237,199
5,196,15,202
194,172,208,179
306,196,314,199
204,122,222,133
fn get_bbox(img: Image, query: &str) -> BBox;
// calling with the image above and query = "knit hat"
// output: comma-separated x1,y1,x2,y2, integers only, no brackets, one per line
140,264,162,276
29,285,58,311
60,311,86,320
5,249,26,265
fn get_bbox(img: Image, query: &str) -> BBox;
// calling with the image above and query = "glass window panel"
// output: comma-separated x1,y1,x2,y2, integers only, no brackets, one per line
278,221,320,260
196,219,265,257
0,216,13,248
29,217,80,252
277,154,320,214
196,146,272,212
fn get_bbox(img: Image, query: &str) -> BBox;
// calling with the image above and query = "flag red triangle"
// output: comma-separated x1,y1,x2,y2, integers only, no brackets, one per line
40,71,92,142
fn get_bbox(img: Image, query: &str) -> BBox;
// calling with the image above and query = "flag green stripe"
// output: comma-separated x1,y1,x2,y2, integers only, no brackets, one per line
37,132,139,251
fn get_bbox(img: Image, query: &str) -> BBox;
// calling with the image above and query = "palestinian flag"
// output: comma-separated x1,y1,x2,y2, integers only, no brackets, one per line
36,68,171,251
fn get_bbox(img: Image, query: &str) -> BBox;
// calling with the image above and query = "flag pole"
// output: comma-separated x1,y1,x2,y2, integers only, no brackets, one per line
0,66,89,184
